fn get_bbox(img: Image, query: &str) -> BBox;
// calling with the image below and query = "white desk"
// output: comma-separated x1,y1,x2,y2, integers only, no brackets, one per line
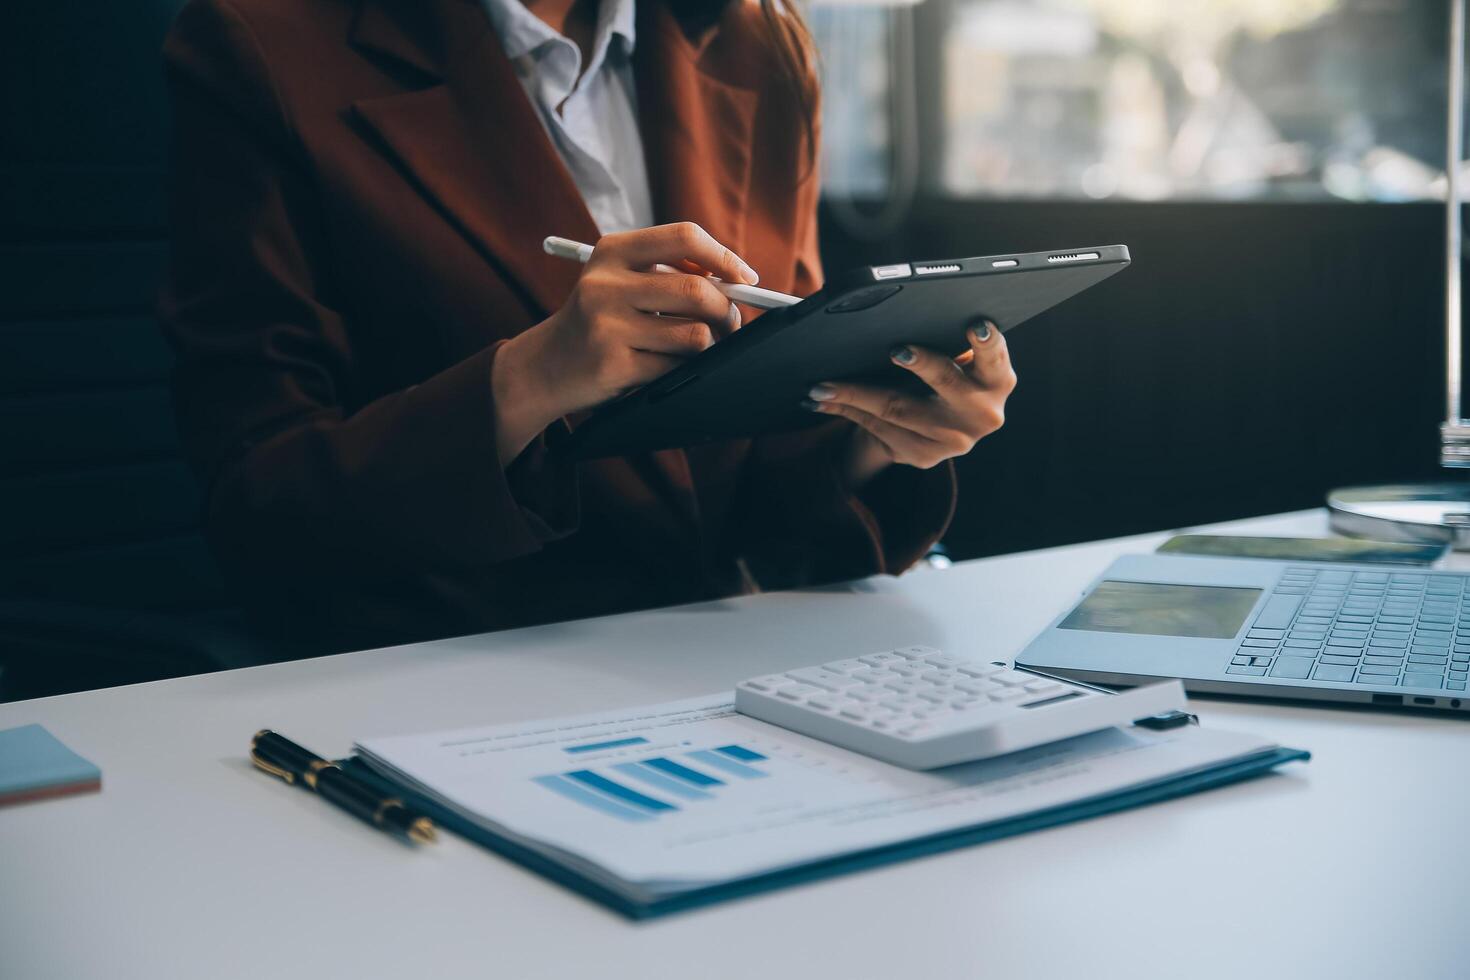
3,510,1467,980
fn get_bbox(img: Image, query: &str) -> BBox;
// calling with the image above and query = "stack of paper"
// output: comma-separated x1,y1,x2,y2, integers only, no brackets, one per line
356,696,1305,914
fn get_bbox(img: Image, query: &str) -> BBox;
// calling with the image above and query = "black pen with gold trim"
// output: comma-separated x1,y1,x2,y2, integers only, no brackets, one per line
250,729,437,844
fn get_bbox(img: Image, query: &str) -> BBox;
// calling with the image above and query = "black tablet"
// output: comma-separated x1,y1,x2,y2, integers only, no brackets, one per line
564,244,1131,458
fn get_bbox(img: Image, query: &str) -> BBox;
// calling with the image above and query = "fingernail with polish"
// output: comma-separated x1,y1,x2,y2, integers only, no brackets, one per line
807,383,837,401
972,321,994,343
890,345,916,364
800,398,824,412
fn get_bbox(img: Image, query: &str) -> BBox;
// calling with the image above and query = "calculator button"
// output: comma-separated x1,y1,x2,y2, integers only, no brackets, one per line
859,653,906,667
825,659,870,674
785,668,854,690
777,683,823,700
742,675,785,692
1313,665,1355,682
957,662,1005,678
989,687,1029,701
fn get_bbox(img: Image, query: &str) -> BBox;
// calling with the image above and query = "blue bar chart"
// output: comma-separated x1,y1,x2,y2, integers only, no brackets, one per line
535,744,771,822
563,737,649,754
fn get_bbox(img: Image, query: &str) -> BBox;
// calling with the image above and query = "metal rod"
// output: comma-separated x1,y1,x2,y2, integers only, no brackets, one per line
1448,0,1465,428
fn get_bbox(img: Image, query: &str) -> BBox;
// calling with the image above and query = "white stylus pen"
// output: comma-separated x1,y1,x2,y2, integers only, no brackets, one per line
542,236,802,310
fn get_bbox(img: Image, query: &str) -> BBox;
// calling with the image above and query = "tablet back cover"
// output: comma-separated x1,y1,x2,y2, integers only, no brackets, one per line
565,246,1129,458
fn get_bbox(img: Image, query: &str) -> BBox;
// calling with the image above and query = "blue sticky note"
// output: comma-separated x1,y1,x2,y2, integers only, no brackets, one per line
0,724,101,806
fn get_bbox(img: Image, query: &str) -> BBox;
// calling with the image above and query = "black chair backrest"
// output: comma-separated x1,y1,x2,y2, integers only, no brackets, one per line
0,0,228,615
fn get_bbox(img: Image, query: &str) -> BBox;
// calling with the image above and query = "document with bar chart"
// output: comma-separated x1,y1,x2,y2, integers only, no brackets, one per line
355,695,1300,910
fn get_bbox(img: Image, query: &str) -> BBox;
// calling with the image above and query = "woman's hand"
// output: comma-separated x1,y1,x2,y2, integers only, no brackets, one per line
492,222,759,463
803,320,1017,488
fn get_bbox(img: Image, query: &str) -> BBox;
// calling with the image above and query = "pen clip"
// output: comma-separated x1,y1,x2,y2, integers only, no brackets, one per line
250,751,296,784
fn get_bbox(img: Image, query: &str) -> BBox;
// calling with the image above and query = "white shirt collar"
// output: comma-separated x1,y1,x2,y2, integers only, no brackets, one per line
481,0,636,68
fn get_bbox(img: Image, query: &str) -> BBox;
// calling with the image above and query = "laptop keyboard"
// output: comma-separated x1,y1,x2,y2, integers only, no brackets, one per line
1230,567,1469,691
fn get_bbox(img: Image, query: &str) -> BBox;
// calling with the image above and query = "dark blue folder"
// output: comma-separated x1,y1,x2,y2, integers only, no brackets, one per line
344,744,1308,920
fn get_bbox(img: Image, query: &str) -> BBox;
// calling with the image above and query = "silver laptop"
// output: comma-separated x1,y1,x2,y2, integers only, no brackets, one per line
1016,554,1470,713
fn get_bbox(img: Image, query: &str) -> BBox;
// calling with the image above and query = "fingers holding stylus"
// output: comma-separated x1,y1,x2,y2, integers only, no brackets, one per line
630,273,743,337
594,222,760,286
582,224,750,338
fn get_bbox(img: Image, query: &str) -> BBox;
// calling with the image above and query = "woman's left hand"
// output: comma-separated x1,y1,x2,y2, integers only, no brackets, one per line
803,319,1017,488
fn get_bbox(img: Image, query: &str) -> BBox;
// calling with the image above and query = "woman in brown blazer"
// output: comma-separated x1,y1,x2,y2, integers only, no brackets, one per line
159,0,1017,653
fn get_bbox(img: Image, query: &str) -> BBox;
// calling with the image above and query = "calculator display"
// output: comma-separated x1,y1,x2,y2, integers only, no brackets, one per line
1058,581,1262,640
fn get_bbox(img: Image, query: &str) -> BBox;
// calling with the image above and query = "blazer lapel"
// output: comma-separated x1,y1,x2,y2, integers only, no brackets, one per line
635,3,758,254
348,0,599,319
346,0,758,538
629,6,759,532
345,0,759,318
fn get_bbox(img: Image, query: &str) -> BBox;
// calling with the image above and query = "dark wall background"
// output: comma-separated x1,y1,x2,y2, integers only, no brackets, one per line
0,0,1458,695
819,199,1452,560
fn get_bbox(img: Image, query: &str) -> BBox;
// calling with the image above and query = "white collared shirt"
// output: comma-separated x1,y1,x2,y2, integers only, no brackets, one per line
481,0,655,235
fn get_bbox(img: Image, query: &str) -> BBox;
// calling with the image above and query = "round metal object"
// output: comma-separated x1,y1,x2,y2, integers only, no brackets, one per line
1327,483,1470,549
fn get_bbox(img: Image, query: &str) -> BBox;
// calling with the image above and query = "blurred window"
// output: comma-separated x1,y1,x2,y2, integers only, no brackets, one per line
814,0,1450,201
810,6,898,197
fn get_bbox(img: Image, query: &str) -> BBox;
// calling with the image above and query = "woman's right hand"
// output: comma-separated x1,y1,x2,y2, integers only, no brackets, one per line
491,222,761,464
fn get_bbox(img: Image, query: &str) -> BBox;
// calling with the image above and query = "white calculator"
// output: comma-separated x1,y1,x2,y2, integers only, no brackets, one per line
735,646,1187,769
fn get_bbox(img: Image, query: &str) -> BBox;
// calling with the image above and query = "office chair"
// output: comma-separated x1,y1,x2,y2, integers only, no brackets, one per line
0,0,278,700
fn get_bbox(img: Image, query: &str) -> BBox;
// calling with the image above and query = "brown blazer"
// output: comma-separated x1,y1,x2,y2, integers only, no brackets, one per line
160,0,957,653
